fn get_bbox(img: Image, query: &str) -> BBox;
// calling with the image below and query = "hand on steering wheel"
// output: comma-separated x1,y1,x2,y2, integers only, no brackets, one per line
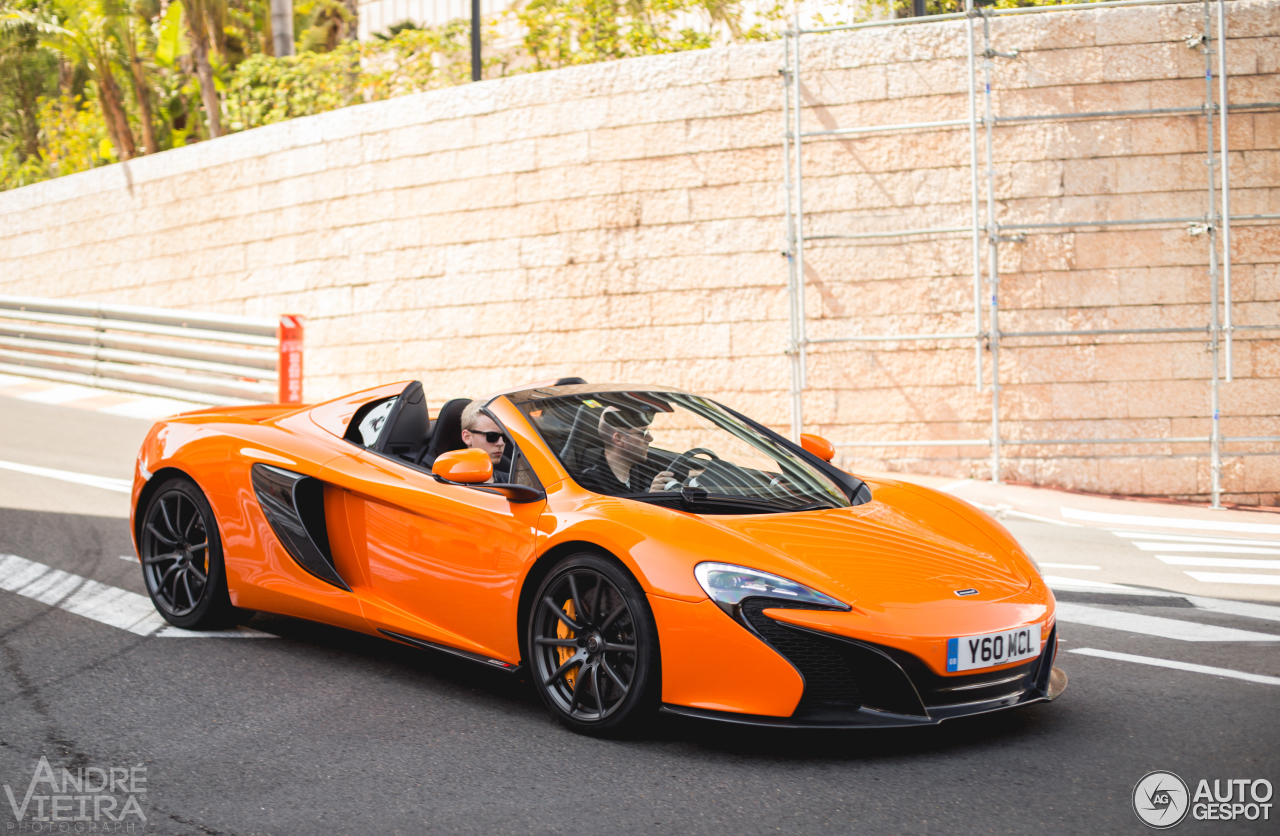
656,447,721,491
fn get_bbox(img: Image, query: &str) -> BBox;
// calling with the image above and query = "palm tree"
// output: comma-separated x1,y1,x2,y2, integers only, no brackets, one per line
179,0,224,137
113,0,158,153
5,0,139,159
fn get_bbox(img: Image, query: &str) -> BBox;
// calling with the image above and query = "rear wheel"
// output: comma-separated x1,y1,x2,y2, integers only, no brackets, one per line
139,476,237,629
527,553,659,736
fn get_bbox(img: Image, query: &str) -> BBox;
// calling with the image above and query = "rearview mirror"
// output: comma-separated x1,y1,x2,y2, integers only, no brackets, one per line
800,433,836,462
432,448,493,484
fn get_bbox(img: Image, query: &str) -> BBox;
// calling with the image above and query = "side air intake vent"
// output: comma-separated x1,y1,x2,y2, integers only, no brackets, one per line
251,464,349,591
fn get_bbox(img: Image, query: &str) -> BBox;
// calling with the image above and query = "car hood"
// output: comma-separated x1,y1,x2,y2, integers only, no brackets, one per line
699,478,1035,610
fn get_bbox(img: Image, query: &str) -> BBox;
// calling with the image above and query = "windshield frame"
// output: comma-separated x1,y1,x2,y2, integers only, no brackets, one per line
504,384,870,513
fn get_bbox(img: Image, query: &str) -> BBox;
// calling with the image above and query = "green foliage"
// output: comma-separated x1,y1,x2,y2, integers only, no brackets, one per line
226,23,479,130
515,0,719,69
11,0,1041,191
0,6,59,165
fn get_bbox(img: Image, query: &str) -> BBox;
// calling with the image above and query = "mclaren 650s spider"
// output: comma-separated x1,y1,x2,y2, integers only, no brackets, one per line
131,379,1066,736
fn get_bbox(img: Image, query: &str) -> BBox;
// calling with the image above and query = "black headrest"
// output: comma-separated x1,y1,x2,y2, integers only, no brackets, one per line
422,398,470,464
555,377,587,386
374,381,429,454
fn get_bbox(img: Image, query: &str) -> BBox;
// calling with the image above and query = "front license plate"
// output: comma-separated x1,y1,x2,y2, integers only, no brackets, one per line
947,624,1041,672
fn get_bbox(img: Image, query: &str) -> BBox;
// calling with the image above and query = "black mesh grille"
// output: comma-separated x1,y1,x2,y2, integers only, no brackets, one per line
739,599,861,712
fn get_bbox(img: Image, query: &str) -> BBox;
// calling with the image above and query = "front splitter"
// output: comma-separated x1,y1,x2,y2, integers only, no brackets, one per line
659,666,1066,730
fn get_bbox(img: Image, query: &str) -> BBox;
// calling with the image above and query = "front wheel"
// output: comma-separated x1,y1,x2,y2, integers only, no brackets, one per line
527,553,660,736
139,475,238,629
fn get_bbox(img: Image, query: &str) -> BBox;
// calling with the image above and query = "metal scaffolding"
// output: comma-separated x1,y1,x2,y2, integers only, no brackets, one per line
781,0,1280,508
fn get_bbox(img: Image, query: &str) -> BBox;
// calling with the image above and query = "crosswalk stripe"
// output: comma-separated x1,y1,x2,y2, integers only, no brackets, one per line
1185,572,1280,586
1054,602,1280,642
1134,543,1280,555
1069,648,1280,686
0,554,271,638
1040,563,1100,570
1063,507,1280,535
1113,531,1280,548
1044,575,1166,593
1155,555,1280,569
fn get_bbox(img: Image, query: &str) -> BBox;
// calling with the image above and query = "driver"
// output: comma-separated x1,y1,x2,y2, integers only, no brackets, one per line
576,407,674,495
460,399,506,483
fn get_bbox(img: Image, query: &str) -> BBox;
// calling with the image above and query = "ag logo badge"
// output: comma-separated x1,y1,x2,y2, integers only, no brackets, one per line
1133,771,1190,829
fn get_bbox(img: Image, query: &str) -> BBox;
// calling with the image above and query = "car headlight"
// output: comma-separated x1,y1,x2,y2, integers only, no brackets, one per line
694,562,849,614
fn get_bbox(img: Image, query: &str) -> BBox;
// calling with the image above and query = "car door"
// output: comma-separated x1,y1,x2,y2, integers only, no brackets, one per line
317,448,543,664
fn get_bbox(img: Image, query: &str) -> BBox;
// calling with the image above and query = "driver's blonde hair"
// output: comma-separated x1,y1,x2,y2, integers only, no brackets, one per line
460,398,489,432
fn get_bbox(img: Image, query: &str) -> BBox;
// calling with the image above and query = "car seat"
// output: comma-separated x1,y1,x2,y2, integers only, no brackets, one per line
420,398,470,467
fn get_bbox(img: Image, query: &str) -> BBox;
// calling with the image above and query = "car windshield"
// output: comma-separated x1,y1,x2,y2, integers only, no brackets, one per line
515,391,850,513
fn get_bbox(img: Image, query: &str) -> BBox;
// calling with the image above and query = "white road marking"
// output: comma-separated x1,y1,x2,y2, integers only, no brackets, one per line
1041,563,1100,570
1184,595,1280,623
1062,507,1280,535
1155,555,1280,569
1185,572,1280,586
974,502,1080,526
99,399,201,420
0,554,271,638
1135,543,1280,555
939,479,973,492
1055,602,1280,642
1111,530,1280,547
1069,648,1280,686
1045,575,1163,592
0,459,132,493
17,384,104,404
1048,575,1280,623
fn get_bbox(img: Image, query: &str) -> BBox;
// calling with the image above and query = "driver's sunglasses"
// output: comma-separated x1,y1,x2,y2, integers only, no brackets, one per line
620,427,652,440
468,430,505,444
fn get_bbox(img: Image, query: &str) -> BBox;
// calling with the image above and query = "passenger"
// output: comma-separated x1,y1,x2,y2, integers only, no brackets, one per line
460,399,506,483
576,407,675,495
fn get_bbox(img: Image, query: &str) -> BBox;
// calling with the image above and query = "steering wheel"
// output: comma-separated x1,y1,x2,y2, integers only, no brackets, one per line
667,447,721,483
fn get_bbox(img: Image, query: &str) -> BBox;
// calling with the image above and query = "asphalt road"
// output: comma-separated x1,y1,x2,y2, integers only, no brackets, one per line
1,392,1278,835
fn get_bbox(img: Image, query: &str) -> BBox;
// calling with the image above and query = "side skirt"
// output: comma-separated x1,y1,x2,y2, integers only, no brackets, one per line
378,629,522,676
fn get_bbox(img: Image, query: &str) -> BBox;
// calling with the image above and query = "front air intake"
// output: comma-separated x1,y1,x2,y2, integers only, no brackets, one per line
739,599,862,713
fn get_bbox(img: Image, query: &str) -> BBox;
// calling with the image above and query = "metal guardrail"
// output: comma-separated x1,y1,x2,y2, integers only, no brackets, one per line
0,296,302,406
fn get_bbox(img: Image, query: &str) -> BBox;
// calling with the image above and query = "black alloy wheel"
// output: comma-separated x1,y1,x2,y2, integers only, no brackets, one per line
139,476,237,629
528,554,659,736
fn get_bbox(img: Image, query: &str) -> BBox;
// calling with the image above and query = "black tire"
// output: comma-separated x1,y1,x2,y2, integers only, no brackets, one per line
139,475,238,629
526,553,660,737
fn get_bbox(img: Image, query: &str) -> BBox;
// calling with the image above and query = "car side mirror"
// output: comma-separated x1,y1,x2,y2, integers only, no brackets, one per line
432,448,493,484
800,433,836,462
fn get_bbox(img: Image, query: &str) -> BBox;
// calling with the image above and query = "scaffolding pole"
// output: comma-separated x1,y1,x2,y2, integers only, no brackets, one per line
779,0,1275,505
1203,0,1223,508
791,17,809,441
1216,0,1233,381
966,0,983,392
981,10,1002,484
782,30,801,441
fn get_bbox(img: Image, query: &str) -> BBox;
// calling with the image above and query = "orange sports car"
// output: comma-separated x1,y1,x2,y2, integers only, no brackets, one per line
131,379,1066,735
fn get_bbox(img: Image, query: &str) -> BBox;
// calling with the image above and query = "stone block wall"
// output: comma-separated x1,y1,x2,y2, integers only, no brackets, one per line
0,0,1276,503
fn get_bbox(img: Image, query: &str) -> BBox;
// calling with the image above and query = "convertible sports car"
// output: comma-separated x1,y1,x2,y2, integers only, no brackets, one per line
131,378,1065,735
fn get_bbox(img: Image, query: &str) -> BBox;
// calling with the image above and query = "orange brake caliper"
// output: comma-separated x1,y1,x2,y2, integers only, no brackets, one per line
557,599,578,688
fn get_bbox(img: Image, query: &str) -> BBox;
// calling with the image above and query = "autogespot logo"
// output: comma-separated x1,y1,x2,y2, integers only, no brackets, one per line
1133,771,1190,829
